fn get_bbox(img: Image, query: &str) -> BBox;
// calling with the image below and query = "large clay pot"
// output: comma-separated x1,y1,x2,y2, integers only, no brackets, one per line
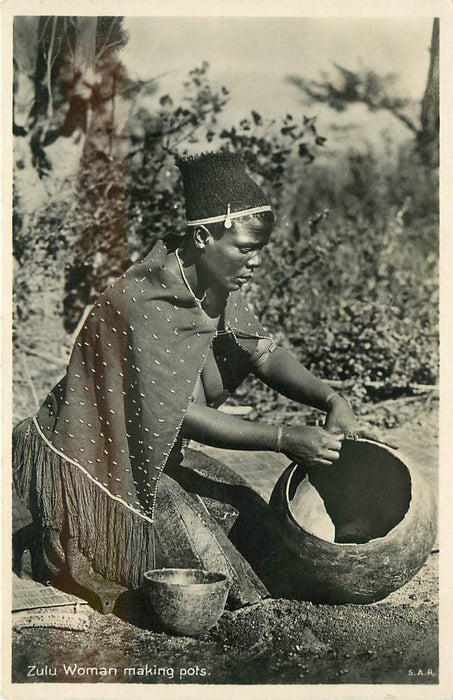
269,438,437,604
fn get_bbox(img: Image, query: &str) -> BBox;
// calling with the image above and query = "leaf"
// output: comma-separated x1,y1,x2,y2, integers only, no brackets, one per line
280,125,297,136
298,143,309,157
159,94,173,107
251,110,262,125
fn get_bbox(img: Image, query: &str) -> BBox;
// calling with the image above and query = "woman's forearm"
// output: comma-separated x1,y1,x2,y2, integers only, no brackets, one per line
180,402,278,451
180,399,348,467
255,346,341,411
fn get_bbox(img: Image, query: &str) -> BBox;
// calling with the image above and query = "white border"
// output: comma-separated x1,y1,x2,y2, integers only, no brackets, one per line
2,2,451,699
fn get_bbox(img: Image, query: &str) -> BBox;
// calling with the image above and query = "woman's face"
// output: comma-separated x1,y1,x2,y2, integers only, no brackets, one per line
198,216,274,292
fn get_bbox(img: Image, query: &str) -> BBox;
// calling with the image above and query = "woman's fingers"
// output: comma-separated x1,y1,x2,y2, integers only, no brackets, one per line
324,448,341,462
323,434,344,451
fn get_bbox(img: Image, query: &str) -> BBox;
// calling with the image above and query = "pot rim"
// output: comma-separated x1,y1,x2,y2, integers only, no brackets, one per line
284,437,415,548
143,567,229,587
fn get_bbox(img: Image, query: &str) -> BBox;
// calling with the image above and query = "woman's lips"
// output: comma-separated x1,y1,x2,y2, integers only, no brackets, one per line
236,275,253,283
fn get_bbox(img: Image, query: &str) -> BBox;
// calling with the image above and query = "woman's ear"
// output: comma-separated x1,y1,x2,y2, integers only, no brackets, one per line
193,224,211,250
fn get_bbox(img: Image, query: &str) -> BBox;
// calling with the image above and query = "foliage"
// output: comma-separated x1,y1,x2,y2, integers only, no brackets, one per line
238,142,438,412
12,29,438,422
287,19,438,168
287,66,419,134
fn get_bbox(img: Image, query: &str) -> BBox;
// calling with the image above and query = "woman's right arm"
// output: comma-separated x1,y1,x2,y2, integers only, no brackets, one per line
180,403,344,468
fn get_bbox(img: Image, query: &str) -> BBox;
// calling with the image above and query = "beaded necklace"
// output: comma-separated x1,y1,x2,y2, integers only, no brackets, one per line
175,248,208,305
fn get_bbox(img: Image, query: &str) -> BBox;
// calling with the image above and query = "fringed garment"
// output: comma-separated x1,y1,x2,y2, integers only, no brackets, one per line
13,240,274,609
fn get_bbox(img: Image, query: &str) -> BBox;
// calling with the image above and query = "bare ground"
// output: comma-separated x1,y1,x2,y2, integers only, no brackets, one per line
11,395,438,686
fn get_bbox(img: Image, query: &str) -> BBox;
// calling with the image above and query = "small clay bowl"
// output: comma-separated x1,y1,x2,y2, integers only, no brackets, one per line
142,568,230,636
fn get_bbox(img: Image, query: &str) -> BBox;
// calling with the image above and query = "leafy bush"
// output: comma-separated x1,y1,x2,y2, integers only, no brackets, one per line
240,141,438,409
13,53,438,423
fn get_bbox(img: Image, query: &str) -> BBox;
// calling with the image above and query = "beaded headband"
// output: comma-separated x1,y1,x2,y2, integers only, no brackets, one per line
186,204,273,229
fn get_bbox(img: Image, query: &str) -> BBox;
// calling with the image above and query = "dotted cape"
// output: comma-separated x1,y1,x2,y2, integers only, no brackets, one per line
35,240,273,525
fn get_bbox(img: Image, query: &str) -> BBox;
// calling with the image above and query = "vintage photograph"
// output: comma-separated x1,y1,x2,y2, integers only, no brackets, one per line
8,10,439,690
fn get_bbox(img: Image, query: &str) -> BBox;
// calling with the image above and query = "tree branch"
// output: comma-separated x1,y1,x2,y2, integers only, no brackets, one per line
95,17,118,61
45,17,57,117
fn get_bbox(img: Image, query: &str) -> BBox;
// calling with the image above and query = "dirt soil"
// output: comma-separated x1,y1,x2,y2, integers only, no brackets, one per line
11,396,439,686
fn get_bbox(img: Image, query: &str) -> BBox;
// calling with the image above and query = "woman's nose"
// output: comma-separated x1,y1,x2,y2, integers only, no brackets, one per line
247,250,261,269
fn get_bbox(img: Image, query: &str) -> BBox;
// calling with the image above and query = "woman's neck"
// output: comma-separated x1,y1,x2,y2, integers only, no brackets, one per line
173,247,228,317
175,246,207,300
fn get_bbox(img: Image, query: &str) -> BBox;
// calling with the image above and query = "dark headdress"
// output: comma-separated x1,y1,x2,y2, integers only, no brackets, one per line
176,151,272,229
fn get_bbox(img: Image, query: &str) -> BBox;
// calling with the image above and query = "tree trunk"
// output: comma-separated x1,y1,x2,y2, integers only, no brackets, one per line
74,17,98,82
13,17,40,130
419,18,439,167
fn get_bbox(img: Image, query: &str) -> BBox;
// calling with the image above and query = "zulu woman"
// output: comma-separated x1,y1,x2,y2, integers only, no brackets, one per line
13,152,362,612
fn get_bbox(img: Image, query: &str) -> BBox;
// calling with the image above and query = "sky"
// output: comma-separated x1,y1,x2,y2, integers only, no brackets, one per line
121,17,433,150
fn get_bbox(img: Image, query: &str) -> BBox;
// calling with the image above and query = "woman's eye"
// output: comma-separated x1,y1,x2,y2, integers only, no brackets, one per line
240,248,253,254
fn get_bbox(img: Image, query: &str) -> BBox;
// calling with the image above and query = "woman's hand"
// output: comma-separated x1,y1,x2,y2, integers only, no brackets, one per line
325,395,360,435
325,395,399,449
281,425,344,468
